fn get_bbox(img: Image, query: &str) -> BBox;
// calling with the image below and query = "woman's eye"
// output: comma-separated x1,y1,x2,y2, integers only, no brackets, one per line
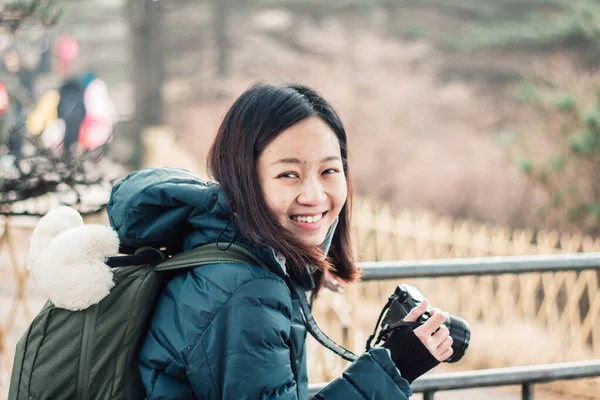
323,168,340,175
278,172,299,179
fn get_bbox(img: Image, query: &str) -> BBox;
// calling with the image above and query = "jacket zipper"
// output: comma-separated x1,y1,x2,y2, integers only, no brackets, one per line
77,303,99,400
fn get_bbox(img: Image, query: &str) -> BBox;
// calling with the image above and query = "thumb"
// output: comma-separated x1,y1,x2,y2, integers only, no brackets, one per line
403,298,429,322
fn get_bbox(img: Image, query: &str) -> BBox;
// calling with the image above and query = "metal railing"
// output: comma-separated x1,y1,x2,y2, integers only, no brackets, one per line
359,252,600,279
309,252,600,399
309,360,600,399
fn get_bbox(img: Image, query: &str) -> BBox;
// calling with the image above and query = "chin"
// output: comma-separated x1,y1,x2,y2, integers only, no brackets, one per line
297,233,327,247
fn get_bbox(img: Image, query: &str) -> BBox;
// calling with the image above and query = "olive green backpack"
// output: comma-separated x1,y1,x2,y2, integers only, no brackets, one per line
8,243,268,400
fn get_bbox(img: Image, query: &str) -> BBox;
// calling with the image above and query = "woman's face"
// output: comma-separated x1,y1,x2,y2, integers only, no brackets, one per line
258,117,347,246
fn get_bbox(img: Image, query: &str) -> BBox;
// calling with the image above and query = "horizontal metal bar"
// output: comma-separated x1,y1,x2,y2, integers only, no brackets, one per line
359,252,600,280
308,360,600,397
410,360,600,391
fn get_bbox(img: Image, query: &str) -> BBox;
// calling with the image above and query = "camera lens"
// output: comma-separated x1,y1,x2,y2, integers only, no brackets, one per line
444,314,470,363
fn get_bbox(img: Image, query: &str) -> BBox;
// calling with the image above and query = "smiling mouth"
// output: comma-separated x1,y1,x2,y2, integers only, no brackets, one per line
290,211,328,224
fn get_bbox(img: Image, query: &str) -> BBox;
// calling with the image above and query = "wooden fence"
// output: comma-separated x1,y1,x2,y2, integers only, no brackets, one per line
350,199,599,353
308,199,600,396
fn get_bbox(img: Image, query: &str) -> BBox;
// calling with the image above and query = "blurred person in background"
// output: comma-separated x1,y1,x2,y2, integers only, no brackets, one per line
26,88,59,137
55,34,78,78
78,71,116,151
56,75,85,152
0,49,31,159
53,34,83,152
27,70,115,155
114,82,453,399
36,34,53,75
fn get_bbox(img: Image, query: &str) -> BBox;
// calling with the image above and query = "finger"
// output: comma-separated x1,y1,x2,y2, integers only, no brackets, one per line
429,308,442,316
436,334,453,352
403,299,429,322
419,310,446,336
438,346,454,362
431,325,450,346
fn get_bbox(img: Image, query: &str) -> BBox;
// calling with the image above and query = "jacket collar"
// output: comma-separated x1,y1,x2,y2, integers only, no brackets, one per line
255,217,338,291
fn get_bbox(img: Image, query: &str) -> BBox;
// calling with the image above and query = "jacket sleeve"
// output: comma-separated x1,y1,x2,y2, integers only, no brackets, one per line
186,276,413,400
313,348,412,399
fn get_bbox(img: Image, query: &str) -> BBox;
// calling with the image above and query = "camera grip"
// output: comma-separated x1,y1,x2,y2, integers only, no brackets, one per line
382,325,440,383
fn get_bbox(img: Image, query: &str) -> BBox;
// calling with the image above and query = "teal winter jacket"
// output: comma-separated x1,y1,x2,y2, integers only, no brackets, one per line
107,168,414,399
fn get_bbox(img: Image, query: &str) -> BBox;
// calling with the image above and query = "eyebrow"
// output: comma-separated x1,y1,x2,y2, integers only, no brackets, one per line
271,156,341,165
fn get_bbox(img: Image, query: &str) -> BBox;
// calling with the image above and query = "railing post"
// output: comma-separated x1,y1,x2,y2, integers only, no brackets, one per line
423,391,435,400
522,383,534,400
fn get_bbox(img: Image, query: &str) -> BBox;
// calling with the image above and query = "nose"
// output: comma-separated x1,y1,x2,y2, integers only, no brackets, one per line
297,176,327,205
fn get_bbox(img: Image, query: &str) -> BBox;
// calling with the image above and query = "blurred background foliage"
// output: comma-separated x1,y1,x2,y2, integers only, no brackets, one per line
243,0,600,234
5,0,600,234
0,0,63,31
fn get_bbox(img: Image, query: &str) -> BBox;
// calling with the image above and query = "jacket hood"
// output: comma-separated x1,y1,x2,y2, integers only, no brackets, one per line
107,167,338,288
107,168,234,252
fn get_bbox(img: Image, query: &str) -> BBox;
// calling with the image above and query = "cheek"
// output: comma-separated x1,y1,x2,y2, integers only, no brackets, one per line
261,183,290,217
331,180,348,212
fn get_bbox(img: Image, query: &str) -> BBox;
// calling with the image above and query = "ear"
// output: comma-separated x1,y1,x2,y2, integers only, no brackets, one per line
28,206,83,270
31,224,119,311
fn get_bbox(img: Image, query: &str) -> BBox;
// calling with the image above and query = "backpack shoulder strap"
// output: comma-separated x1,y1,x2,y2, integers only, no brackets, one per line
155,242,358,373
154,242,270,272
154,242,300,381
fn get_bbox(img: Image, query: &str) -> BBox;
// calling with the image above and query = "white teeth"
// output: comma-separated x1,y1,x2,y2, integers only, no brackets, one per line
292,213,323,224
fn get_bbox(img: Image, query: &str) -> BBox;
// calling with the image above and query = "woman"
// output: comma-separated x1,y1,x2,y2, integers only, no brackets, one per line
108,82,452,399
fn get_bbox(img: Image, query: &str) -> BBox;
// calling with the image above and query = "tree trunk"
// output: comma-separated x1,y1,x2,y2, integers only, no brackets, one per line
214,0,231,77
384,0,398,35
128,0,165,167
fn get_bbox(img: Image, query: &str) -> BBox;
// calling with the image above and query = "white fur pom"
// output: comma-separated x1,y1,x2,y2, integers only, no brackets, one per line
31,224,119,311
28,206,84,271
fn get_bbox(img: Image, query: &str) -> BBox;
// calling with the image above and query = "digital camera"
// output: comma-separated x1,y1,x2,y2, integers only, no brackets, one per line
380,284,471,363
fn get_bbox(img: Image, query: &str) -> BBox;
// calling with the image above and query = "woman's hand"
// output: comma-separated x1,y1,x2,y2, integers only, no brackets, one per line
403,299,454,362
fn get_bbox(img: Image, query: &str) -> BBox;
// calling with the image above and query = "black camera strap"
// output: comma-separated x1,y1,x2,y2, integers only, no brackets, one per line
365,297,394,351
286,278,359,362
365,290,421,351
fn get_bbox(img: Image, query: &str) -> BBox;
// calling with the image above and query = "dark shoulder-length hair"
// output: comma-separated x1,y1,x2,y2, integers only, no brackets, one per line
207,82,359,287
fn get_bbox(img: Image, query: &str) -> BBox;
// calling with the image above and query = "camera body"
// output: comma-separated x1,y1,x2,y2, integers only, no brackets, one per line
381,284,471,363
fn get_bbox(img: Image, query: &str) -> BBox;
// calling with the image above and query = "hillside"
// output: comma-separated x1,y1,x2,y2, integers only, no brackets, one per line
169,13,546,228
